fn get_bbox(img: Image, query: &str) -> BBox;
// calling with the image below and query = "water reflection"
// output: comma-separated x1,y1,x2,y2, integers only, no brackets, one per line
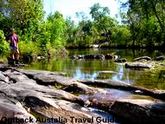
72,62,134,86
74,64,129,84
112,64,124,81
73,67,98,80
25,49,165,90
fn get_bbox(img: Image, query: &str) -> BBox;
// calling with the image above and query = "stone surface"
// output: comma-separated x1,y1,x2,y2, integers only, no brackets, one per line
125,62,153,69
0,64,165,124
155,56,165,61
134,56,152,61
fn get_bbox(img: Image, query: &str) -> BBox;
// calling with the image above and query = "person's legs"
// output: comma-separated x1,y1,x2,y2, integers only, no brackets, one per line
15,49,20,64
10,49,15,59
10,48,16,65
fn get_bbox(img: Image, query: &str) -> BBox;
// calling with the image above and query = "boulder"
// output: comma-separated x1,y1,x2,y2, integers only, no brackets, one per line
0,71,9,83
79,79,165,100
0,95,36,124
83,54,95,59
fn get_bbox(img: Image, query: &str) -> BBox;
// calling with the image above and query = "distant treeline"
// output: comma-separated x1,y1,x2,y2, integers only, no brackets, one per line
0,0,164,56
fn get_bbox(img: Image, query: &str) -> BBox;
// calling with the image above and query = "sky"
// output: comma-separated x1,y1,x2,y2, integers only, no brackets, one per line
43,0,120,22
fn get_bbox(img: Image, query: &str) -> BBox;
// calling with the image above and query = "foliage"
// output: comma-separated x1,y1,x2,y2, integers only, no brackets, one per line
0,30,9,55
111,25,131,46
0,0,66,57
46,12,67,47
19,41,39,56
0,0,44,37
34,11,66,56
65,3,122,48
0,1,164,58
120,0,165,47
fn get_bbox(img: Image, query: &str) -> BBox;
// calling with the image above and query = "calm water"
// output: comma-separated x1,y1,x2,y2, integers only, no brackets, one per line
23,49,165,124
25,49,165,90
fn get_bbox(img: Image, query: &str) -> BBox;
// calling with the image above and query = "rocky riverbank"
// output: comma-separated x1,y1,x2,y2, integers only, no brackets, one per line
0,64,165,124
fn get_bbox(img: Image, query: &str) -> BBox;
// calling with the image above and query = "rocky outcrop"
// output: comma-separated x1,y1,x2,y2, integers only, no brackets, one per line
79,79,165,100
0,64,165,124
125,62,153,69
18,69,100,94
71,54,105,60
70,54,118,60
70,54,131,64
134,56,152,61
88,97,165,124
0,66,101,124
155,56,165,61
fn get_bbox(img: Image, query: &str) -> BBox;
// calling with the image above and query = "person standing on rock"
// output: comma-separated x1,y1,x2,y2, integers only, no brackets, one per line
8,28,20,65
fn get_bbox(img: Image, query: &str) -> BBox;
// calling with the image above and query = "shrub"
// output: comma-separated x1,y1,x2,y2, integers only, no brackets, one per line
19,41,39,56
0,30,9,55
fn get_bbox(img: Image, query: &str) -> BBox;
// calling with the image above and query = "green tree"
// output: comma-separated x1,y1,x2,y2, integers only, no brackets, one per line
111,25,131,47
0,0,44,39
121,0,165,47
32,11,67,56
0,30,9,54
90,3,117,45
90,3,110,21
46,11,66,47
65,17,79,47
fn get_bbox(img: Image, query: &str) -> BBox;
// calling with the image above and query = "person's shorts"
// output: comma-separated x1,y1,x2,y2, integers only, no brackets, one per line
10,46,19,53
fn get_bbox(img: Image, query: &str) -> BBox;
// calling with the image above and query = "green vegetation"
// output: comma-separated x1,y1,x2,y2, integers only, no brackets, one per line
0,0,66,57
0,0,164,57
120,0,165,48
0,30,9,55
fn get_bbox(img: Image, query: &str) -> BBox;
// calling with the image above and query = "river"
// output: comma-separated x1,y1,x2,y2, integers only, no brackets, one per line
17,48,165,123
25,48,165,90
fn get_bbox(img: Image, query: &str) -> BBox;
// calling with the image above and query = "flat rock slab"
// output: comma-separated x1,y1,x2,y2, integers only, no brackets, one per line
0,95,36,124
18,69,100,94
87,96,165,124
0,64,165,124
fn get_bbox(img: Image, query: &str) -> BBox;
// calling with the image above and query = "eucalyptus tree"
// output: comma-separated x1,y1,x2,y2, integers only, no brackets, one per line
121,0,165,47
